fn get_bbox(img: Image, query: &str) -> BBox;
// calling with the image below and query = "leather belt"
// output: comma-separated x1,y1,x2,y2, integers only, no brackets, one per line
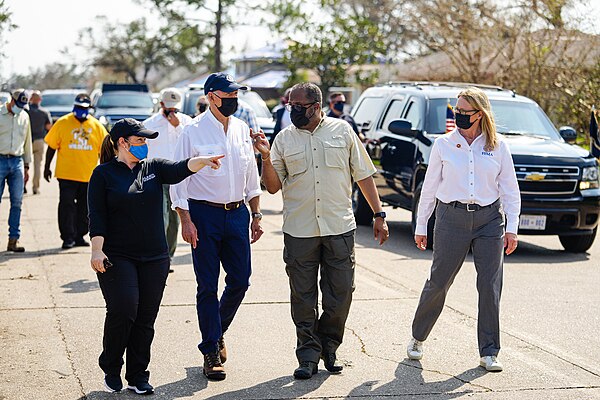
0,154,20,158
443,199,499,212
191,199,244,210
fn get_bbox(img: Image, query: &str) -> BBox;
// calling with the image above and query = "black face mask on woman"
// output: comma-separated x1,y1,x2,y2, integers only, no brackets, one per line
455,112,477,129
290,104,316,128
212,94,238,117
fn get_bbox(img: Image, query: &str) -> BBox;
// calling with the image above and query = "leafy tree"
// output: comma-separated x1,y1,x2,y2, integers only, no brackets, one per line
143,0,254,71
272,0,386,96
0,0,17,58
81,16,205,83
7,62,89,90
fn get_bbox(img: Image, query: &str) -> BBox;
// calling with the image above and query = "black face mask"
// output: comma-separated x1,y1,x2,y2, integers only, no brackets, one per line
455,112,476,129
213,94,238,117
29,103,39,109
333,102,345,113
290,105,315,128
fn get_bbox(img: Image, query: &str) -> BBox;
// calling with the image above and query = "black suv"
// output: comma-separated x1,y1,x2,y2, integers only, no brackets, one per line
350,82,600,253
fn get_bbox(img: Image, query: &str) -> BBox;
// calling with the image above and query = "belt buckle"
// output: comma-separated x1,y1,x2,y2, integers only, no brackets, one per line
224,203,232,210
466,203,476,212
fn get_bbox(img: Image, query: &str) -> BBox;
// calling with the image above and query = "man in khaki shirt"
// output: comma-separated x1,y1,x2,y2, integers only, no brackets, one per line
0,89,32,252
253,82,389,379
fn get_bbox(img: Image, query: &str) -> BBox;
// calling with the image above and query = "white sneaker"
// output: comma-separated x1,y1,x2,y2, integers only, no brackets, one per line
407,337,424,360
480,355,503,372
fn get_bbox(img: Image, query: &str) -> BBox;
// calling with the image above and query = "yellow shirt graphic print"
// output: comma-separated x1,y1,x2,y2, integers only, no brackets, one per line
45,114,108,183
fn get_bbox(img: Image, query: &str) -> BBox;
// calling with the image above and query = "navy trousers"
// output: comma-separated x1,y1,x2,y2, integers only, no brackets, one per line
189,201,251,355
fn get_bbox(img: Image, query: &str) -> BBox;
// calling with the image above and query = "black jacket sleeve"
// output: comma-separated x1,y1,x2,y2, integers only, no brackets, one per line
154,158,194,185
88,169,108,238
343,115,360,135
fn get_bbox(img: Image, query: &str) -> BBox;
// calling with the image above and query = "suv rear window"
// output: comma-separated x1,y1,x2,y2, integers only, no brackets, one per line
96,93,154,109
352,97,386,128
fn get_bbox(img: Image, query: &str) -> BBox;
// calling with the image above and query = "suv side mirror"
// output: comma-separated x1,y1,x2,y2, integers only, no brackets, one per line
388,119,432,146
559,126,577,143
388,119,414,137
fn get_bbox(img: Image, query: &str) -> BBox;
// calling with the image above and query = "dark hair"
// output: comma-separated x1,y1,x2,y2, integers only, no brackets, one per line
291,83,322,105
100,135,118,164
329,92,343,102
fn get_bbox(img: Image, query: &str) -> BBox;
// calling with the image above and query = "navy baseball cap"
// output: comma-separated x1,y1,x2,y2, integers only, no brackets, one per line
73,93,92,108
11,89,28,108
110,118,159,142
204,72,248,95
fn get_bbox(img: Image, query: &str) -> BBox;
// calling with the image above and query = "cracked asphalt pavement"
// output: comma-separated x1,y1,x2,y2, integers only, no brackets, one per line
1,180,599,399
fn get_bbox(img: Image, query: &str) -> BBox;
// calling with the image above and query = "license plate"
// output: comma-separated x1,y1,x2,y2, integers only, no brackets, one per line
519,215,547,230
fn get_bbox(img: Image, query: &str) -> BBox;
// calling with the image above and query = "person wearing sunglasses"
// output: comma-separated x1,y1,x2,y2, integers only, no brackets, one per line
327,92,364,142
407,87,520,372
88,118,223,394
253,82,389,379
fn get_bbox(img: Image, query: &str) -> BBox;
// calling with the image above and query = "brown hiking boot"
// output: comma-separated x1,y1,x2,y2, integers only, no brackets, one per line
218,336,227,364
7,238,24,252
203,352,226,381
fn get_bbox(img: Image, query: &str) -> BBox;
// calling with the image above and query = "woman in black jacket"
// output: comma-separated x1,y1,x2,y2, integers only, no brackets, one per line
88,118,223,394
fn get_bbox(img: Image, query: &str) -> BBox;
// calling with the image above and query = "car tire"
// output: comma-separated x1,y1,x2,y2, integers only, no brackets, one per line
411,184,435,249
559,228,597,253
352,184,373,226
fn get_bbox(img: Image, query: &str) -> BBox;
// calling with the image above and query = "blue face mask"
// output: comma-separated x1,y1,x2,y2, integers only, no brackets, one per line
73,106,89,120
333,102,345,113
127,141,149,161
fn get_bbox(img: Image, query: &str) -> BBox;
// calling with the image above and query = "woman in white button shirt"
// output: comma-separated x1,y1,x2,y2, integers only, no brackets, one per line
406,87,520,372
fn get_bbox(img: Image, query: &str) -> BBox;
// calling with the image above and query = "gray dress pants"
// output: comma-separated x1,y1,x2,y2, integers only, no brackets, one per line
412,200,504,357
283,230,356,363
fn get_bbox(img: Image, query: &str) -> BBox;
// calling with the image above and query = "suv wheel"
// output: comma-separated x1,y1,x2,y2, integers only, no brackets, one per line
411,184,435,249
352,184,373,226
558,228,597,253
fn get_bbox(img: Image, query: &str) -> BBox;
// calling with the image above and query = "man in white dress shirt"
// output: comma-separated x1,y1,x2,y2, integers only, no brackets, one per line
170,72,263,381
143,88,192,265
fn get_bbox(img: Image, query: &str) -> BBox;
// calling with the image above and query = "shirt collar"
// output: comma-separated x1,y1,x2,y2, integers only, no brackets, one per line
206,108,230,132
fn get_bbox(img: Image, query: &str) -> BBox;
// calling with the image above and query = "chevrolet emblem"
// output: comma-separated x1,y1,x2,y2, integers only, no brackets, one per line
525,173,546,181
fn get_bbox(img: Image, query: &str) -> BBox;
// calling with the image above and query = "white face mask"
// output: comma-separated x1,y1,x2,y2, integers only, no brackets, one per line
12,105,23,115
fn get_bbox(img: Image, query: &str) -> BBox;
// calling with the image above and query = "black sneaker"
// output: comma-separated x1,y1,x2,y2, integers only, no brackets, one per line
62,240,75,249
104,374,123,392
127,381,154,395
293,361,318,379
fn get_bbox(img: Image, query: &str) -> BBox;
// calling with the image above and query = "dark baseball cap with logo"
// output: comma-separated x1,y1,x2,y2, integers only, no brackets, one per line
204,72,248,95
109,118,159,142
73,93,92,108
11,89,28,108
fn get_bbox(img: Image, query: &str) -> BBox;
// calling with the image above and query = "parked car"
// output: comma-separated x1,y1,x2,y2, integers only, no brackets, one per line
181,86,275,140
350,82,600,253
90,83,154,131
40,89,82,121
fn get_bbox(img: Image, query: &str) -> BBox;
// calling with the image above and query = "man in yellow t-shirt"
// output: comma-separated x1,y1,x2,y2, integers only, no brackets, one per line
44,93,108,249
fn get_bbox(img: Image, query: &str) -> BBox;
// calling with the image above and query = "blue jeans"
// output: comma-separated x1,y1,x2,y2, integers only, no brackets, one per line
189,200,251,355
0,156,24,239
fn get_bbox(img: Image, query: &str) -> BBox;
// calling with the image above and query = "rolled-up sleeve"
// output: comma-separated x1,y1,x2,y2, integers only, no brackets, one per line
170,129,192,210
88,169,108,238
271,135,287,183
416,140,442,236
348,126,376,182
497,141,521,234
244,136,262,201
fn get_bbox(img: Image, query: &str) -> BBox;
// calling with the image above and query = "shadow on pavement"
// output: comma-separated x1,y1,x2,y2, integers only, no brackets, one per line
79,366,331,399
171,253,192,266
346,360,488,398
203,372,330,400
504,240,590,264
61,279,99,293
0,247,74,261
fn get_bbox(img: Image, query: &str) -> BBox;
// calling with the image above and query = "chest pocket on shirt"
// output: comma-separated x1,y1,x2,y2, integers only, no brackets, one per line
238,139,253,174
285,146,307,177
194,144,226,176
323,139,347,169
